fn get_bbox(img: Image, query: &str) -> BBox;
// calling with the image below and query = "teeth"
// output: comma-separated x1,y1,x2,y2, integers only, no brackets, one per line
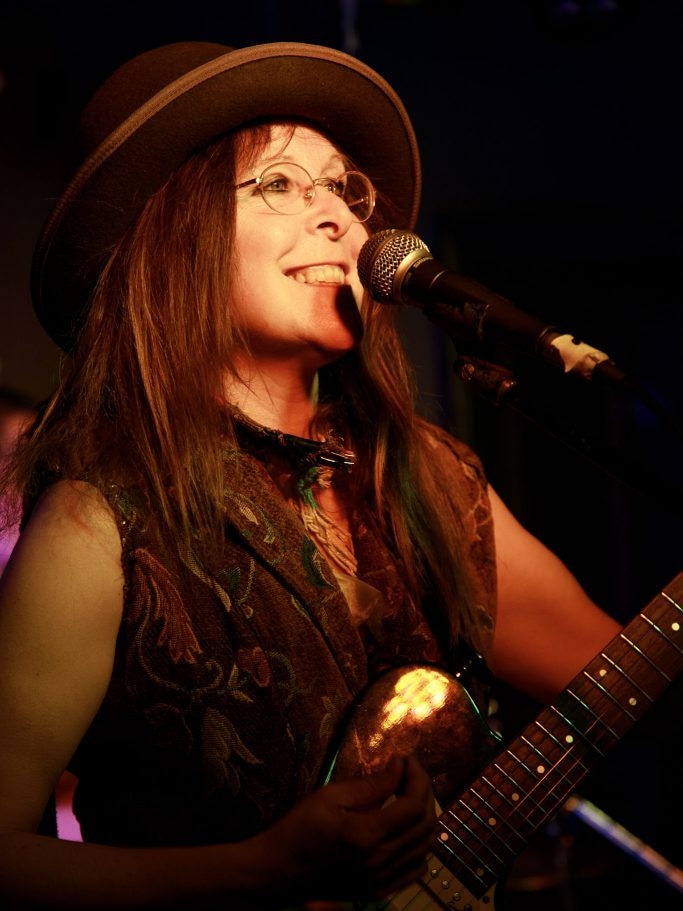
291,265,345,284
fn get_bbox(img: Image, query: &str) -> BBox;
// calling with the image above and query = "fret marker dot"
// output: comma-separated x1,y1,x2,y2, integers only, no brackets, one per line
565,735,574,744
672,622,680,632
599,668,607,677
629,697,637,706
512,792,520,801
440,832,449,842
488,817,497,826
476,867,485,877
536,765,546,774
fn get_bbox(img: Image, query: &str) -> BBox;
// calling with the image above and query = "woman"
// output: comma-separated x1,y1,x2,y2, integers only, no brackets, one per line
0,41,620,909
0,387,36,575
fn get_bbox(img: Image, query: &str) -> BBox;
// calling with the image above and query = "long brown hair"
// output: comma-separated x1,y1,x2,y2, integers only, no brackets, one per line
5,122,485,654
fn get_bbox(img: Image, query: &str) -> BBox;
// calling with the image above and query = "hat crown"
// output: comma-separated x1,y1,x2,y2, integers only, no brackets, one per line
77,42,233,161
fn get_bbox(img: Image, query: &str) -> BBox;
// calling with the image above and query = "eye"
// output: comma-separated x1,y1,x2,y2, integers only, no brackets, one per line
318,177,345,198
261,173,294,195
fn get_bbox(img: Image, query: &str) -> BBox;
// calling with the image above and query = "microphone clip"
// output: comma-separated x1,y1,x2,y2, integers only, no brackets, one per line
455,354,519,406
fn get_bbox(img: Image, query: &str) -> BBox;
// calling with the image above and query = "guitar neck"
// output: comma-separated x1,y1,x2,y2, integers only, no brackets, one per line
433,572,683,899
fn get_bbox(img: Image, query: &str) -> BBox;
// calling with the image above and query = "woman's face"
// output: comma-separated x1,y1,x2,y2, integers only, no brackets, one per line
231,125,369,375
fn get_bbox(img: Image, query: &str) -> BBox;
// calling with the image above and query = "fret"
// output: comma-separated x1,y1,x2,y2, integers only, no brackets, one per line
460,786,528,856
597,650,654,701
479,773,520,813
449,798,510,865
489,762,544,817
571,682,642,733
476,766,546,823
504,733,584,797
517,727,590,777
619,630,673,682
433,811,497,892
640,611,683,655
512,753,583,822
662,589,683,613
580,669,639,721
491,740,577,814
559,687,620,749
486,762,546,832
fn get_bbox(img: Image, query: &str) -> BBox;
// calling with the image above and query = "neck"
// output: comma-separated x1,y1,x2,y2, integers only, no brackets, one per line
223,360,320,438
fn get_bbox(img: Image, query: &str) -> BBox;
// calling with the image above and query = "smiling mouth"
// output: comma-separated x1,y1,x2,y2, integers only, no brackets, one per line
289,265,346,285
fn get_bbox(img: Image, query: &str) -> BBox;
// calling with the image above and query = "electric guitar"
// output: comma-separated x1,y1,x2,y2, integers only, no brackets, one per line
324,572,683,910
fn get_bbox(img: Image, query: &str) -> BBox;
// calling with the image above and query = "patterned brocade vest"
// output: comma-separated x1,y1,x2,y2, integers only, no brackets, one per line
68,426,497,847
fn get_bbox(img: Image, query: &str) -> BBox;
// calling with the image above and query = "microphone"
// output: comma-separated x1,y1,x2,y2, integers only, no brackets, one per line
357,229,626,385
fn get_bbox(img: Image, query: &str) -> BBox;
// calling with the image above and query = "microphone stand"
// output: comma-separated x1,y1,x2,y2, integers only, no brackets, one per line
450,347,683,516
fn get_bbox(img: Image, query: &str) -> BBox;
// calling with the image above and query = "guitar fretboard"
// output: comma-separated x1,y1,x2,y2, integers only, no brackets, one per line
432,573,683,898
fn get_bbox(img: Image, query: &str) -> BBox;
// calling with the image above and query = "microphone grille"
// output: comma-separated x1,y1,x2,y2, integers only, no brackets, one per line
357,229,430,303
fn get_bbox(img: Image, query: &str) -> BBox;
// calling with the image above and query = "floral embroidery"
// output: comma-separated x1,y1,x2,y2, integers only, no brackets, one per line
201,708,262,795
225,486,285,563
236,646,271,687
319,692,346,745
130,548,203,664
144,703,194,752
301,535,337,589
179,545,233,613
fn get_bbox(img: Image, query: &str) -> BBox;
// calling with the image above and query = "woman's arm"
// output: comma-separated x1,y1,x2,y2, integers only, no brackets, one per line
0,482,435,910
487,485,622,703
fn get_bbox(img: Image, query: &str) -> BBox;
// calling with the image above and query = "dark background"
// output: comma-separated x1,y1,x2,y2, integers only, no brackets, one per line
1,1,681,907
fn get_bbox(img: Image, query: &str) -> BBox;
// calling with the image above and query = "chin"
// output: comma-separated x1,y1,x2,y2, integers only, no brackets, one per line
310,326,363,366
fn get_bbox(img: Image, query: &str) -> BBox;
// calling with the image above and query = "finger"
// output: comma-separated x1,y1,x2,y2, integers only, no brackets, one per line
378,787,436,841
397,754,434,805
334,755,408,813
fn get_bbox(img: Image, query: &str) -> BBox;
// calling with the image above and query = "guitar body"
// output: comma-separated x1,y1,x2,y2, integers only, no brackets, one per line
324,664,501,808
322,573,683,911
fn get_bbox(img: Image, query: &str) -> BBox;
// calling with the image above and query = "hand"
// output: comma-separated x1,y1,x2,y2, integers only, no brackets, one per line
260,755,436,907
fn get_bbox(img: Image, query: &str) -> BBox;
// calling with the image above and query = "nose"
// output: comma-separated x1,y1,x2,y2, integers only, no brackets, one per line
305,183,353,238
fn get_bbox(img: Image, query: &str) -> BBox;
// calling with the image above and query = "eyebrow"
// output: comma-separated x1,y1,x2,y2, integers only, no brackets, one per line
249,151,347,173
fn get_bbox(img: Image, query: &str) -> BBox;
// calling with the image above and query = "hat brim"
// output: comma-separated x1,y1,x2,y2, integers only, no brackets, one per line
31,41,422,350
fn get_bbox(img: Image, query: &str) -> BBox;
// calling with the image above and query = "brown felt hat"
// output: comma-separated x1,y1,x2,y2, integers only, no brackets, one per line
30,40,422,351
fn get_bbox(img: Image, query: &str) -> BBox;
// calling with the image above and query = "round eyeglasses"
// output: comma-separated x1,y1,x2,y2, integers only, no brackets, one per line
235,162,376,223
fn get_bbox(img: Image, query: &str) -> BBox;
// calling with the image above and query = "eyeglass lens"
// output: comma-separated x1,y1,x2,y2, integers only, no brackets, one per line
258,162,374,222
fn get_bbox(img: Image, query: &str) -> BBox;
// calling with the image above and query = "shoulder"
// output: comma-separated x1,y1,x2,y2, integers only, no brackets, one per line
7,480,124,603
415,419,495,556
416,419,489,488
0,480,125,724
27,479,122,547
